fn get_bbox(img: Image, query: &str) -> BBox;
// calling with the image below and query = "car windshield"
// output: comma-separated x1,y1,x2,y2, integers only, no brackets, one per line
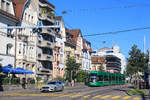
47,82,56,85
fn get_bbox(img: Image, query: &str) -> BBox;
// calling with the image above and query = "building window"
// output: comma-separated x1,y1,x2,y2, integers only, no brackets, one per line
6,2,10,12
28,15,30,22
24,13,27,20
19,43,22,54
31,16,33,22
6,43,13,55
1,0,5,10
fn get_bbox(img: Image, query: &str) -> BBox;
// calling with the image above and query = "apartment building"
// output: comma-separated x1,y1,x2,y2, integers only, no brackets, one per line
52,16,65,79
82,39,92,71
12,0,38,78
37,0,56,81
66,29,83,64
0,0,19,67
91,56,106,71
92,46,126,73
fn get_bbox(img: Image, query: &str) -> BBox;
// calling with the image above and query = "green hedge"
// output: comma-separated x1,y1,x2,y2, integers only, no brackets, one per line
30,78,35,84
2,78,20,85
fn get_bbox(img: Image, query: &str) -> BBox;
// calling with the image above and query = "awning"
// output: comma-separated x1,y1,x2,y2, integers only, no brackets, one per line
2,66,34,74
2,65,16,73
16,67,34,74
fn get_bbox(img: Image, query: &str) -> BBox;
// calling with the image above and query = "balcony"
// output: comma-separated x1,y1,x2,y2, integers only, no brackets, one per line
39,67,51,72
39,12,55,24
41,28,55,37
37,54,54,62
38,40,54,49
39,1,55,11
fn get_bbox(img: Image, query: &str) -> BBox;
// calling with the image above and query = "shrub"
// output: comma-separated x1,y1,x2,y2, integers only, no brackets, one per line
2,78,9,85
54,76,65,82
36,76,42,82
30,78,35,84
11,78,20,85
76,70,89,82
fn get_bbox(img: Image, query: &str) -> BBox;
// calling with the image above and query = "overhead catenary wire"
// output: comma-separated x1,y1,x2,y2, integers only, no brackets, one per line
62,3,150,14
83,26,150,37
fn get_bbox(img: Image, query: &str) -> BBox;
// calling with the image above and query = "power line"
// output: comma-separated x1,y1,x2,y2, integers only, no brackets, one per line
83,26,150,37
62,3,150,14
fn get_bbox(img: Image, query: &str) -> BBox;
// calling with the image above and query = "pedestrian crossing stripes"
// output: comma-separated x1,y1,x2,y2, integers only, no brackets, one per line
122,96,131,99
1,93,141,100
101,95,111,99
92,95,101,99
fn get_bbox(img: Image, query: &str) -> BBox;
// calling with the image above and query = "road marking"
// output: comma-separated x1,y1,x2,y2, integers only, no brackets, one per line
59,94,72,97
133,97,141,100
92,95,101,99
71,94,82,98
83,95,91,98
112,96,121,99
101,95,111,99
122,96,131,99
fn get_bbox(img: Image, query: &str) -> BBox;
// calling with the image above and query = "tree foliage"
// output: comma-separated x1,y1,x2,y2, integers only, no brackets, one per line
76,70,88,82
126,45,148,80
66,56,80,82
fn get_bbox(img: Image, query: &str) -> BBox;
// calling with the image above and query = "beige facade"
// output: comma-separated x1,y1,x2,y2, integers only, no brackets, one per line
91,56,106,71
13,0,38,78
66,29,83,65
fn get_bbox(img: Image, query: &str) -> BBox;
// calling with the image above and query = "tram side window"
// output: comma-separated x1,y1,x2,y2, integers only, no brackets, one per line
119,76,122,81
98,75,103,81
104,76,109,81
112,76,115,81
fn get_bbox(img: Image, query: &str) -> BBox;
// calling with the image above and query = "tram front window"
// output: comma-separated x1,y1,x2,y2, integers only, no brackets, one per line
89,73,97,83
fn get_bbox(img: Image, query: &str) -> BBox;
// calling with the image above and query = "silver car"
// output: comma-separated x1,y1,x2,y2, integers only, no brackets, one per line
40,81,64,92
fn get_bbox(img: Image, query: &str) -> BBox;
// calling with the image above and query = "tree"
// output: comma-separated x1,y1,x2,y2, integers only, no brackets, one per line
76,70,88,82
66,56,80,82
126,45,148,83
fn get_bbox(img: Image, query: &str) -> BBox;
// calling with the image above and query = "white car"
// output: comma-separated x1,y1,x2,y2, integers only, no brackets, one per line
40,81,64,92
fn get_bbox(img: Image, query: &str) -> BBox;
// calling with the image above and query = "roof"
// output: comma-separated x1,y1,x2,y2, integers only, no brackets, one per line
12,0,27,20
0,9,19,22
83,38,93,53
65,28,76,46
55,16,62,20
91,56,106,64
66,29,82,45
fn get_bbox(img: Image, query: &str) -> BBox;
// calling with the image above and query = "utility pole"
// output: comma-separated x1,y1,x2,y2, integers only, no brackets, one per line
148,46,150,96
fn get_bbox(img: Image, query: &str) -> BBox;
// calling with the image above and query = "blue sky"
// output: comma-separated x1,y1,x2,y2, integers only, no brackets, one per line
49,0,150,58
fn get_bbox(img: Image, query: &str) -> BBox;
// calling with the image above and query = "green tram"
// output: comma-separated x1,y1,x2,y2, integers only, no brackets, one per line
86,71,125,87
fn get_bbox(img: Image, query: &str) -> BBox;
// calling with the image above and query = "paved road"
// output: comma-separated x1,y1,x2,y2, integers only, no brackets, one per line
0,84,149,100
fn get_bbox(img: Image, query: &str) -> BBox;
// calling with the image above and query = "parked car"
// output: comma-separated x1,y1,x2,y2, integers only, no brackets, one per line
40,81,64,92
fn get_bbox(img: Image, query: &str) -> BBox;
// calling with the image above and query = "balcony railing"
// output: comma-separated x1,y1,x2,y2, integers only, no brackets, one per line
41,28,55,37
37,53,54,62
39,12,55,24
38,40,54,49
39,1,54,11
